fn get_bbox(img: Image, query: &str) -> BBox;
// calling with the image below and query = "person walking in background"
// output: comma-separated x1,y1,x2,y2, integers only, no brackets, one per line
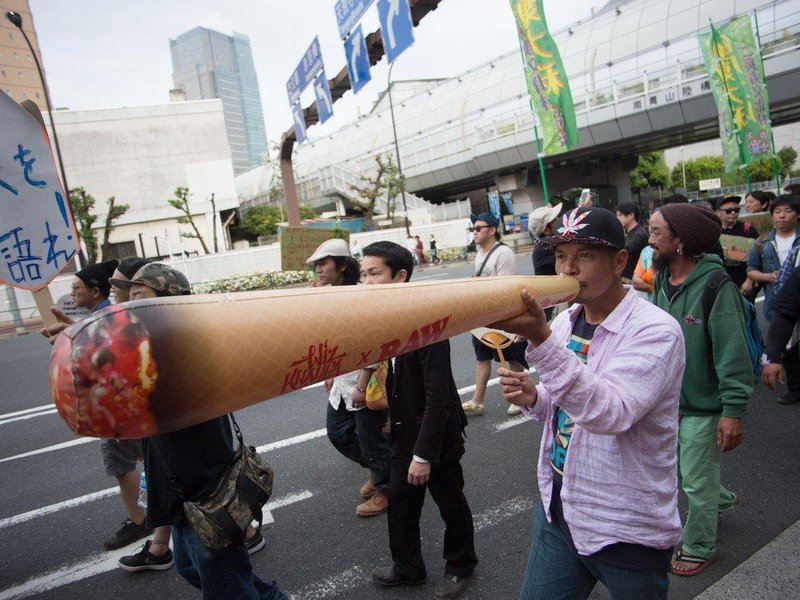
650,204,753,577
462,213,529,417
306,239,391,517
363,241,477,600
429,234,440,263
615,202,648,283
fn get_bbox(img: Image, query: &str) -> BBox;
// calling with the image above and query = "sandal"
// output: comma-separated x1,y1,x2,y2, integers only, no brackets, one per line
671,549,719,577
461,400,485,415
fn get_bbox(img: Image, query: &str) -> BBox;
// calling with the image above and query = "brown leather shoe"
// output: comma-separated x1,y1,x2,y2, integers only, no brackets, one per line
360,476,377,499
356,489,388,517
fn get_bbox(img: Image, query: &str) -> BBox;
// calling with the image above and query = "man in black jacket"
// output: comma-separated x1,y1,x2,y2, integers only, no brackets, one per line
762,263,800,404
361,241,478,600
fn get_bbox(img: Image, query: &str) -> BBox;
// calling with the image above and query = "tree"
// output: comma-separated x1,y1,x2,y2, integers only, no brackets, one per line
385,153,405,226
167,186,211,254
100,196,129,261
350,154,391,231
778,146,797,179
629,152,670,190
69,187,99,265
239,204,319,239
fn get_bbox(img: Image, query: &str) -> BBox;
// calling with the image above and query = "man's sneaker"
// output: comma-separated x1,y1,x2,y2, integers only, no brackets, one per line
461,400,485,415
118,540,173,572
434,573,474,599
103,519,152,550
360,476,377,499
356,489,388,517
506,403,522,415
371,565,426,587
246,527,266,555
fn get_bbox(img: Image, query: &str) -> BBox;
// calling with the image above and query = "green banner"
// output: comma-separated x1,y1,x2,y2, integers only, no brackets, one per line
510,0,578,155
699,16,774,172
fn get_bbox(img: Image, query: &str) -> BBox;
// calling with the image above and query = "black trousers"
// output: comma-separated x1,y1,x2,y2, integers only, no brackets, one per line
782,342,800,394
387,450,478,579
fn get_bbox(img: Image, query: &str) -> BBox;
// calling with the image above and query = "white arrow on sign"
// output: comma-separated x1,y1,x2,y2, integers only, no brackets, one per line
387,0,401,48
349,30,363,83
315,80,332,115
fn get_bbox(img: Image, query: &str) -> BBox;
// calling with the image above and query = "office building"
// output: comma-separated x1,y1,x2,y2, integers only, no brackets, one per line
170,26,268,174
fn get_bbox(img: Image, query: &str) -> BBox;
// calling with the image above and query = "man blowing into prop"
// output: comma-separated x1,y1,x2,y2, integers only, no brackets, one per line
362,241,478,600
495,207,685,599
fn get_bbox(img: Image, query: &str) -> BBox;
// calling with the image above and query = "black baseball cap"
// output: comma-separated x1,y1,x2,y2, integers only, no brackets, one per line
536,206,626,250
470,212,500,228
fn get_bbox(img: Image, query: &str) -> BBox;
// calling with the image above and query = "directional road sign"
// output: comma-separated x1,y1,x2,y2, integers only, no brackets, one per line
292,103,307,144
286,37,324,106
314,70,334,125
344,24,371,94
334,0,375,40
378,0,414,63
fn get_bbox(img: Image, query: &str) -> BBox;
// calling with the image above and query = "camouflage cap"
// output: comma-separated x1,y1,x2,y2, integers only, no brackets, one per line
125,263,191,296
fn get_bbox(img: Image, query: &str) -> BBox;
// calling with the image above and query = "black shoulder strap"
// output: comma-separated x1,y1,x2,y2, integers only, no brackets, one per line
702,269,732,325
475,242,506,277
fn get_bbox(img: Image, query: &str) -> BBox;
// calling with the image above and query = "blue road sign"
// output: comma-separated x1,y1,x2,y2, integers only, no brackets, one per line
334,0,375,40
286,37,323,106
343,24,371,94
292,103,307,144
313,70,334,125
377,0,414,63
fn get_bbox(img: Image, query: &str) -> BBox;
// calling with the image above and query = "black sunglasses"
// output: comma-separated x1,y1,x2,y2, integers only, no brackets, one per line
470,225,492,232
720,207,741,214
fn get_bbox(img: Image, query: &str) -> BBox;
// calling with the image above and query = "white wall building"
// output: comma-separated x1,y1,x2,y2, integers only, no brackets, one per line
45,99,239,259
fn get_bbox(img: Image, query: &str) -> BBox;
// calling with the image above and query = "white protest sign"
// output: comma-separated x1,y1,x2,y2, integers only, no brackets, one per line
0,91,79,292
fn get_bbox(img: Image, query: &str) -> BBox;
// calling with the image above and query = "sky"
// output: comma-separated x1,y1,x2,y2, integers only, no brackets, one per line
29,0,602,146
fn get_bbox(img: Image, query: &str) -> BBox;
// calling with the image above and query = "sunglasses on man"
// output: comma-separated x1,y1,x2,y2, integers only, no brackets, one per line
469,225,493,232
720,207,741,214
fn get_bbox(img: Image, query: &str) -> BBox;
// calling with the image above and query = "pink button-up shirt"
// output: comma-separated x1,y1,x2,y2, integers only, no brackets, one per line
523,288,684,555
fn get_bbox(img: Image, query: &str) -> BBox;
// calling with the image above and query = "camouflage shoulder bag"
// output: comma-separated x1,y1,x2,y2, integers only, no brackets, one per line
152,414,273,550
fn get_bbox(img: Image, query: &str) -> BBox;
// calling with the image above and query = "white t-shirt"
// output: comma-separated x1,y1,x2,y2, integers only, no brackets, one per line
405,238,416,252
474,242,516,277
775,233,797,266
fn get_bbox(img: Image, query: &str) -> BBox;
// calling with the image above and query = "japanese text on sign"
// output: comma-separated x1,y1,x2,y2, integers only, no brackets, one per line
286,37,324,106
0,91,78,291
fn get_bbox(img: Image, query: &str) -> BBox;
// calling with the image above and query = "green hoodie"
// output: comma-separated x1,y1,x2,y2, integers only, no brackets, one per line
653,254,753,418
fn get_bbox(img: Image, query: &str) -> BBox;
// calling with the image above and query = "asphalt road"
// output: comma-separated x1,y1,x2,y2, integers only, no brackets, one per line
1,255,798,600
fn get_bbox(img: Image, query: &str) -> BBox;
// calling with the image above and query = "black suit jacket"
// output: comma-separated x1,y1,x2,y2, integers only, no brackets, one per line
388,339,468,464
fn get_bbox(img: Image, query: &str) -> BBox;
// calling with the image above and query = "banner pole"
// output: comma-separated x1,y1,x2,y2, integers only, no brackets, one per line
708,19,752,193
533,123,551,206
752,10,783,192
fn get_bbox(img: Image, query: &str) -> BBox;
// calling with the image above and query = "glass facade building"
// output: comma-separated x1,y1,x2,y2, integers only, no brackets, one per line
170,27,268,174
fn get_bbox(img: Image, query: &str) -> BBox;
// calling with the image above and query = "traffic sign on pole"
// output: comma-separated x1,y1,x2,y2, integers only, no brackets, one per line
344,24,371,94
334,0,375,40
314,70,334,124
286,37,324,106
377,0,414,63
292,103,307,144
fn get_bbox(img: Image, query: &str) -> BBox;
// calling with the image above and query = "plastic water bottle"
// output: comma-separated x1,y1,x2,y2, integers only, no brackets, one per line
137,471,147,509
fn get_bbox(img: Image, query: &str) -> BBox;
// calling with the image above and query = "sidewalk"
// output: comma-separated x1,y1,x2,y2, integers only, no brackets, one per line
0,317,42,339
695,519,800,599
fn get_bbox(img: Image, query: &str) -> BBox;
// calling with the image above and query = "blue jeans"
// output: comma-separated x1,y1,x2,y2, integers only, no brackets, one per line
172,517,289,600
326,399,391,491
518,502,669,600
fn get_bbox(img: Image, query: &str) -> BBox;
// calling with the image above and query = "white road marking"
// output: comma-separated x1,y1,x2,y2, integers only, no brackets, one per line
414,272,449,281
294,566,369,600
288,496,535,598
0,437,97,463
494,414,529,431
0,403,54,419
0,486,118,530
0,409,58,426
0,491,314,600
261,490,314,524
255,428,327,454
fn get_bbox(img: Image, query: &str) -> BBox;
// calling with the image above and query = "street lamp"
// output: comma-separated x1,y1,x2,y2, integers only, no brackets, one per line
387,60,410,236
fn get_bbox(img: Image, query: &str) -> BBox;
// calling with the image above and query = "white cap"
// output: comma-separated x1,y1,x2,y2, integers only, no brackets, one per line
528,202,563,237
306,238,351,264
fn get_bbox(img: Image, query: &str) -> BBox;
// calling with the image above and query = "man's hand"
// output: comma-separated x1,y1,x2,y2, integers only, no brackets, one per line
717,416,743,452
39,307,74,345
351,386,366,409
762,363,784,391
324,378,334,393
407,460,431,486
739,278,754,296
497,367,537,408
491,289,551,346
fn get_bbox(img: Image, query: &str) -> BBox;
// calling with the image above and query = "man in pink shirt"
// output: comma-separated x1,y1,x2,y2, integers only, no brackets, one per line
496,206,685,599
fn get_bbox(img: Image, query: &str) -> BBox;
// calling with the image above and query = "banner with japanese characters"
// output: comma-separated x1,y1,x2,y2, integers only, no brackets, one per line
510,0,578,155
0,91,78,291
699,16,774,172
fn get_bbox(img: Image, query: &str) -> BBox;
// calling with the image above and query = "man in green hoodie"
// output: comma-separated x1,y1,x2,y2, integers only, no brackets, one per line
649,204,754,577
